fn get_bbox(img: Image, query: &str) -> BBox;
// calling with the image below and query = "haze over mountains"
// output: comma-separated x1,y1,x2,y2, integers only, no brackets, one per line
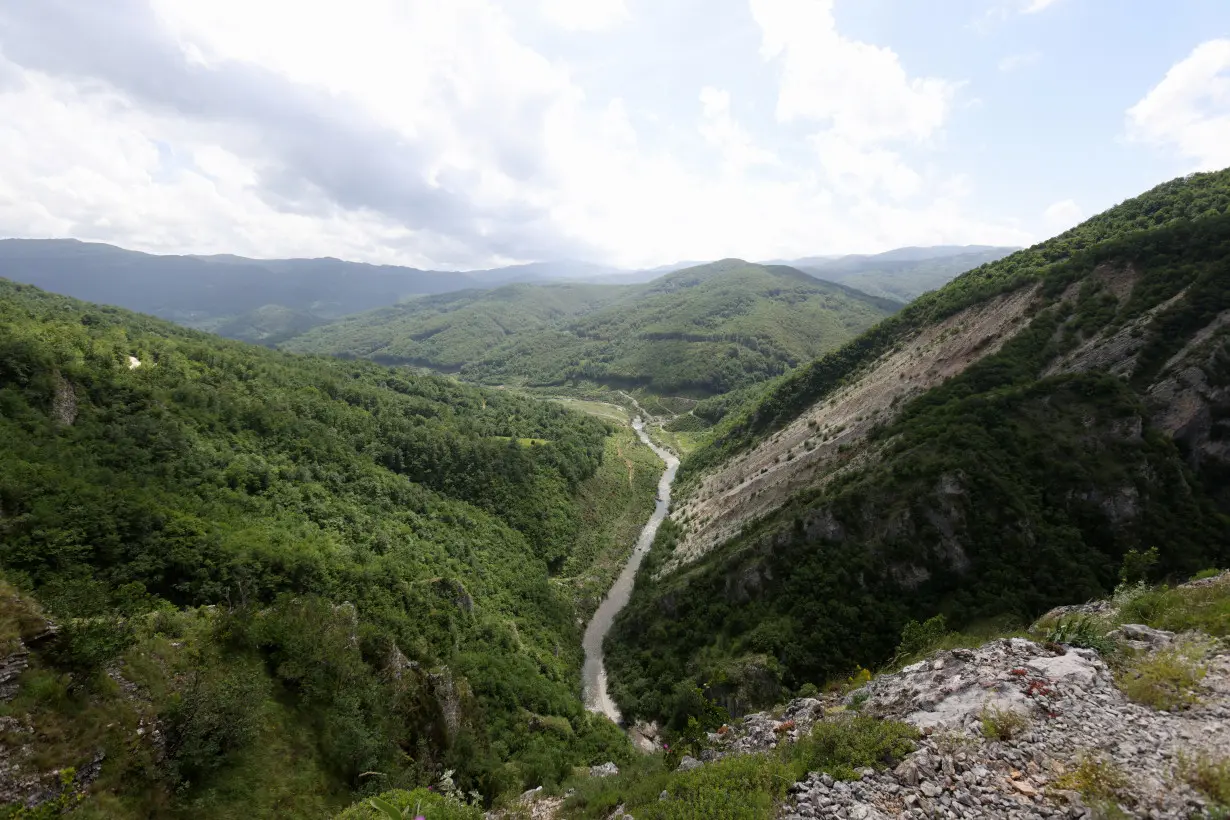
0,238,1013,348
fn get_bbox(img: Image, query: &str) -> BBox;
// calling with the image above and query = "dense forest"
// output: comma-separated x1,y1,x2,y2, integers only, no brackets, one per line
287,261,899,397
607,170,1230,727
0,280,666,817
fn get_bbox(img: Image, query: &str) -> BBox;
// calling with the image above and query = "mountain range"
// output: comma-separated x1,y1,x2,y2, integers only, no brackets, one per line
283,260,903,396
0,238,1014,347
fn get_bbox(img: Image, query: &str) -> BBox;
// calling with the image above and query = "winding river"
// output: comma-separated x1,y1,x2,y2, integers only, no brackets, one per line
582,417,679,723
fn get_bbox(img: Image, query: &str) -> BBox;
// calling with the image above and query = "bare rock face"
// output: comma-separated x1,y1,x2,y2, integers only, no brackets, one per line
628,720,662,754
51,373,77,426
701,632,1230,820
590,762,619,777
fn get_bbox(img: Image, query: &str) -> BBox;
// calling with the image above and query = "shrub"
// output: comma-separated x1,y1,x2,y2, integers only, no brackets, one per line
1116,646,1207,711
1043,615,1117,656
335,788,482,820
1178,753,1230,810
1055,753,1131,812
787,716,918,781
893,615,948,662
161,654,269,784
648,755,790,820
980,704,1029,741
1118,547,1159,587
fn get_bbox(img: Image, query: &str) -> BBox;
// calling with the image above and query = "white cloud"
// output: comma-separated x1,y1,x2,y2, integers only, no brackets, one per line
1021,0,1064,14
1127,39,1230,172
538,0,628,31
998,51,1041,72
750,0,954,142
698,87,779,172
1043,199,1084,232
810,133,921,200
0,0,1034,270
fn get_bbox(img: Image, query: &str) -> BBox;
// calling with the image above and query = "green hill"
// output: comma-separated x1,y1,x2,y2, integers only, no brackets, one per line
606,169,1230,724
282,281,633,370
286,260,899,397
0,280,662,816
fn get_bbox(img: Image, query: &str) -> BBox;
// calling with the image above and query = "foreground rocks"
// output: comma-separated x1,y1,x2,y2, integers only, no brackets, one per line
712,635,1229,819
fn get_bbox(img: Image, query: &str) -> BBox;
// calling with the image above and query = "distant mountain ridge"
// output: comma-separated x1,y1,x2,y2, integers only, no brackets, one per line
284,259,902,396
768,245,1018,303
0,239,1017,347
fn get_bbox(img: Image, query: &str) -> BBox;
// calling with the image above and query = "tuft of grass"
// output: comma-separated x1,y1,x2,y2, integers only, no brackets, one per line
786,715,918,781
1042,615,1117,656
980,704,1030,741
1055,753,1132,814
1116,579,1230,638
1116,644,1207,711
1178,752,1230,810
334,788,482,820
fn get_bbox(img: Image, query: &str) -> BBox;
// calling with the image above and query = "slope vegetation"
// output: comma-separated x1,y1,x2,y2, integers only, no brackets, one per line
0,280,661,816
607,169,1230,724
288,260,899,397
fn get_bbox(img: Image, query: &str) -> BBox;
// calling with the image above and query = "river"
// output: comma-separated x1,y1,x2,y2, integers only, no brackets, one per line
582,416,679,723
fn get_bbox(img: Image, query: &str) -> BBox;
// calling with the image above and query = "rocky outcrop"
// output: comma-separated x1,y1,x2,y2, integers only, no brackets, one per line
706,632,1229,819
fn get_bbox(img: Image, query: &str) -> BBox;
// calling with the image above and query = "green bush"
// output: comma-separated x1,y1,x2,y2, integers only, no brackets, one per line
893,615,949,662
1043,616,1117,656
787,716,918,781
334,788,482,820
161,653,269,784
980,704,1029,741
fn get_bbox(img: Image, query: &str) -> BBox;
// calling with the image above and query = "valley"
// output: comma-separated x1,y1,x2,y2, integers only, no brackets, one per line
1,170,1228,820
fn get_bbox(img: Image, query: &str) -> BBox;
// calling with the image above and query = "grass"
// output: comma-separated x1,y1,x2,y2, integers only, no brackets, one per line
558,715,917,820
548,398,632,425
561,429,663,622
980,704,1030,741
1115,642,1208,711
1178,753,1230,811
1115,574,1230,637
334,788,482,819
1054,753,1132,817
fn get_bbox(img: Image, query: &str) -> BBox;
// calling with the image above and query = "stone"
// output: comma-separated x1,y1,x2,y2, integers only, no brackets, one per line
590,762,619,778
676,755,702,772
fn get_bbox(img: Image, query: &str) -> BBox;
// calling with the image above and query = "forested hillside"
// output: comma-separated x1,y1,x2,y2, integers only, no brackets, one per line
607,169,1230,726
0,280,661,816
287,260,899,397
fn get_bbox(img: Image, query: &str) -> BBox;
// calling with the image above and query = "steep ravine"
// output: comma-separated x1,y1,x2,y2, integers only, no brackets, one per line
582,417,679,722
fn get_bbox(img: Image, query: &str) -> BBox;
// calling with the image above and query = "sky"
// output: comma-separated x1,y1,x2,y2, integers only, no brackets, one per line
0,0,1228,271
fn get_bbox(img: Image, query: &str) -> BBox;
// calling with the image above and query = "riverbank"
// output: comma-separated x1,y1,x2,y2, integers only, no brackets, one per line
582,417,680,723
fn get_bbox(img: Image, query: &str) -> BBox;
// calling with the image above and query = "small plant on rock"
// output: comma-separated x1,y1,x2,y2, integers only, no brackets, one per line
1043,615,1117,656
1177,752,1230,810
1055,753,1132,816
1116,644,1207,711
980,703,1029,741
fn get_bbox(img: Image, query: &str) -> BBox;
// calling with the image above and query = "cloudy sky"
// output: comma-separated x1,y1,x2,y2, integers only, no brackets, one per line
0,0,1228,270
